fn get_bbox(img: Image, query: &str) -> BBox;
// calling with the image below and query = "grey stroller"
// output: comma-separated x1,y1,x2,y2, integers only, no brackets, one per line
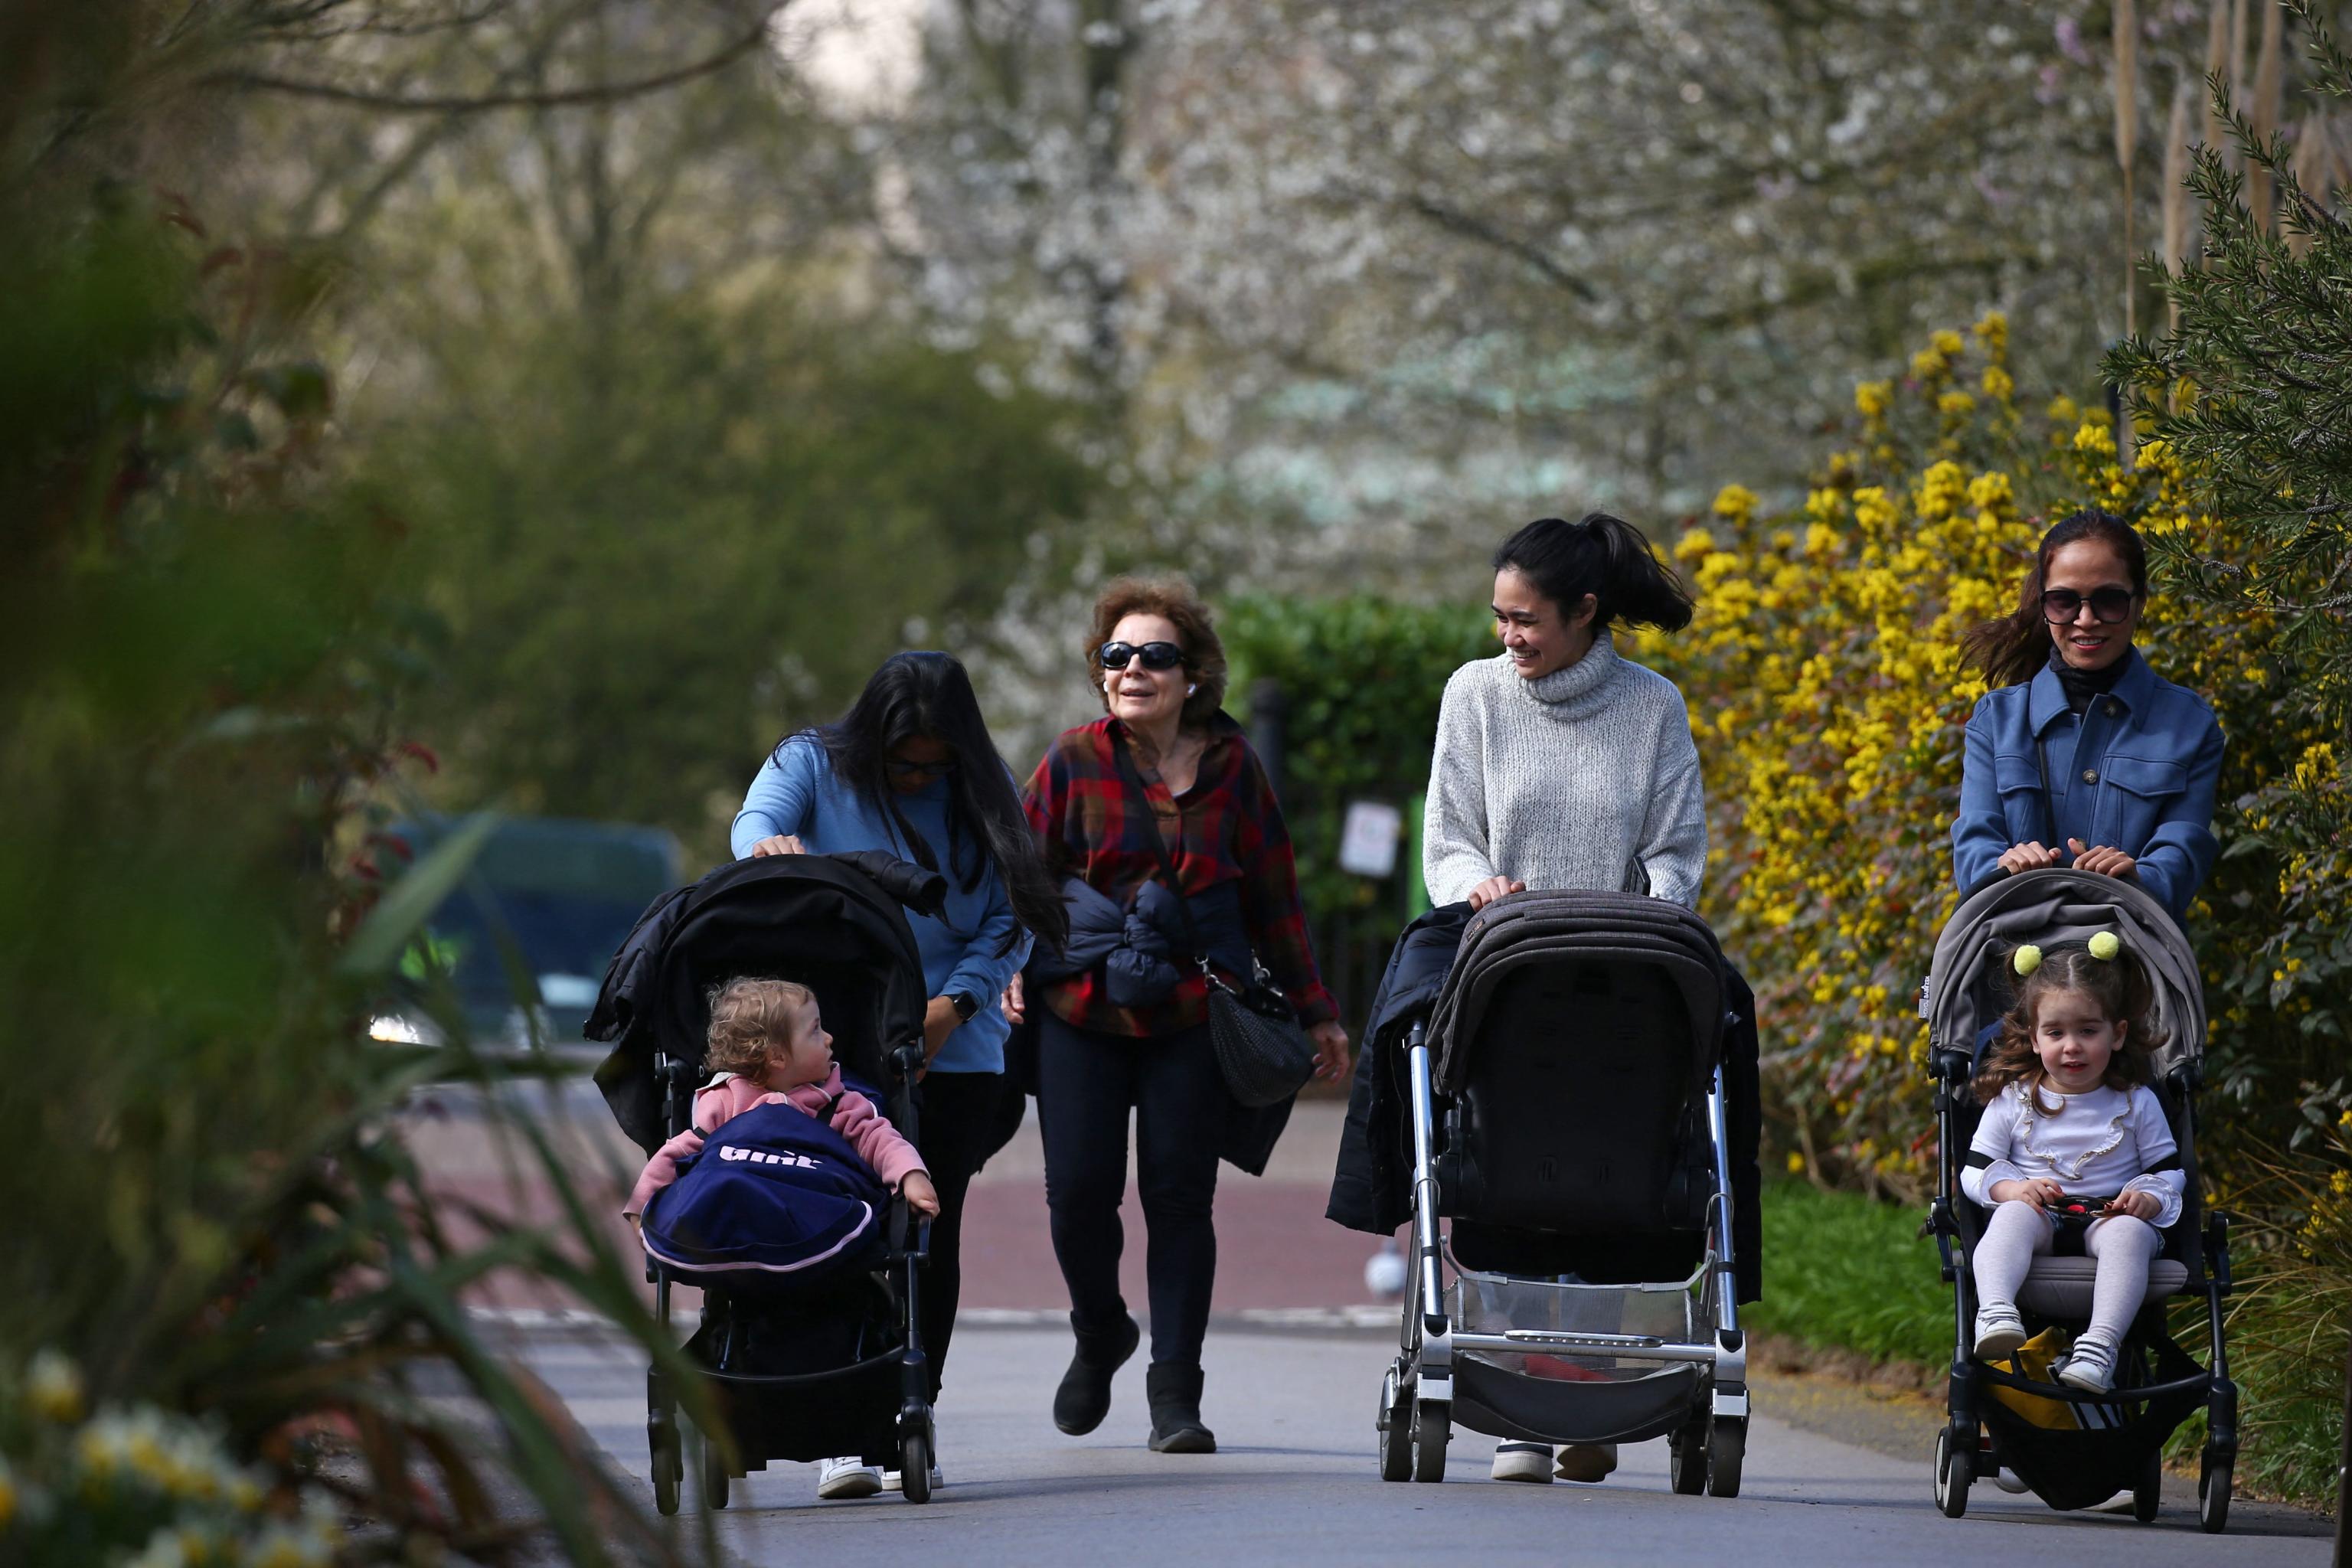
1921,866,2236,1530
1374,891,1750,1495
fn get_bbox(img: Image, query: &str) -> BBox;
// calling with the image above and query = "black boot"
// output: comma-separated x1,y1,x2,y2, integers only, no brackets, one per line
1052,1314,1139,1436
1145,1363,1216,1454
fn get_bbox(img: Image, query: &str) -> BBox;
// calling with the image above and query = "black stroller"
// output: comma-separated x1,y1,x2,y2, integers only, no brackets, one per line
1921,866,2236,1530
587,850,945,1511
1363,892,1752,1494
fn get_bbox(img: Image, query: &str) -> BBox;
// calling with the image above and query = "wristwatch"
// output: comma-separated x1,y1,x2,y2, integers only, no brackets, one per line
948,991,982,1024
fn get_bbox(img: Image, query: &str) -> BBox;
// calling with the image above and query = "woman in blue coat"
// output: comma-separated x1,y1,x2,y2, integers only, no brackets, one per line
731,651,1067,1499
1953,509,2224,926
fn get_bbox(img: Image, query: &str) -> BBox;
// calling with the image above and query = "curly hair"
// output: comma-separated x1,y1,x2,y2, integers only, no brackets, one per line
1083,575,1227,729
1971,943,2165,1112
704,976,814,1076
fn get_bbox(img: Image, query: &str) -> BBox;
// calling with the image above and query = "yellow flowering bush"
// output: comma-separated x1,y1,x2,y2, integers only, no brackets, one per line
1640,315,2341,1194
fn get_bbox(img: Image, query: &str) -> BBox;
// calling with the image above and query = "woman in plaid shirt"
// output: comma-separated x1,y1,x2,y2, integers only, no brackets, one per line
1009,577,1348,1456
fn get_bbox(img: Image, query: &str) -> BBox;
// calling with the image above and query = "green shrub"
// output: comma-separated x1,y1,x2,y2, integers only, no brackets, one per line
1745,1183,1948,1370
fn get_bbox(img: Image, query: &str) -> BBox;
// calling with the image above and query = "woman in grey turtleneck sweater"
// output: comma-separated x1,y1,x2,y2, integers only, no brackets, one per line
1424,512,1706,913
1423,511,1710,1490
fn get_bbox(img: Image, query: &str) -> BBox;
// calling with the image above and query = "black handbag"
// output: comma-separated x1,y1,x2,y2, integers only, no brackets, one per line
1109,730,1318,1109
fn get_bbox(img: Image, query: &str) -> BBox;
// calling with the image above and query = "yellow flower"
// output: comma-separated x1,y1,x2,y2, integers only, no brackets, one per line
1713,483,1759,523
1973,311,2010,358
1786,1151,1806,1174
2073,420,2118,458
1910,346,1949,381
1854,380,1892,420
1674,526,1717,563
1931,328,1965,358
1981,364,2014,402
1938,390,1976,417
27,1349,85,1423
2047,394,2080,423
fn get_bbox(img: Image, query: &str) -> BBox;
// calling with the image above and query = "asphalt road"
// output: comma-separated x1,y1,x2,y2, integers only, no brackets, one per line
510,1322,2332,1568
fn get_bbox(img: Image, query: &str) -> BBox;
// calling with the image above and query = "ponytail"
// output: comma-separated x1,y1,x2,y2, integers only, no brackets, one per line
1492,512,1695,635
1959,509,2149,688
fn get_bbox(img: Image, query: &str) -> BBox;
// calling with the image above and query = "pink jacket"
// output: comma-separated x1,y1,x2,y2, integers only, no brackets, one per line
624,1068,927,1218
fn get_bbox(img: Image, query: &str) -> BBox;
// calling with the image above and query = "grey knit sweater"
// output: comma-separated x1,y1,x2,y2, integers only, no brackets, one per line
1423,638,1709,909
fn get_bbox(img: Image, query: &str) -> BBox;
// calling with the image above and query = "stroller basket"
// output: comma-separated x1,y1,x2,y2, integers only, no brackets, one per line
1450,1266,1707,1379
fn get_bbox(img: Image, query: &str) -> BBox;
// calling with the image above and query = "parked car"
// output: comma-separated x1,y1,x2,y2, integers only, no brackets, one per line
368,815,681,1060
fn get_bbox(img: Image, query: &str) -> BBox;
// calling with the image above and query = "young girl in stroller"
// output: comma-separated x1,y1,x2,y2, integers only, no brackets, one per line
625,977,939,1227
1962,937,2180,1396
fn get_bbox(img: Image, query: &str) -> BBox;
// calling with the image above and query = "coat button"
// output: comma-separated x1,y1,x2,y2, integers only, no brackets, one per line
2082,769,2099,784
2105,700,2122,717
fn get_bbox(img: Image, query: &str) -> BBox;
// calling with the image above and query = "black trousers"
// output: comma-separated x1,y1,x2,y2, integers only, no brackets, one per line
1036,1012,1223,1368
910,1069,1010,1402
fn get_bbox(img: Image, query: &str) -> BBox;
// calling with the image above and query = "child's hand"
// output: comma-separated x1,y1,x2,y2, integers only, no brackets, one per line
2108,1187,2161,1221
900,1171,940,1217
1990,1176,2065,1208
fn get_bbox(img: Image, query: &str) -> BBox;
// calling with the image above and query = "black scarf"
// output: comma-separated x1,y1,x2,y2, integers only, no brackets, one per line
2049,645,2128,716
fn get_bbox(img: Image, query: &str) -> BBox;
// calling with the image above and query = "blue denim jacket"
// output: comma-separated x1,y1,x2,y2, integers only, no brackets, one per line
1951,648,2224,920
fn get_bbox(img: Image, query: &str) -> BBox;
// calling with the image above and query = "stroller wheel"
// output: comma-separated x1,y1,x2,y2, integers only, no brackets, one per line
1377,1364,1413,1482
1669,1410,1708,1495
1933,1425,1971,1519
1704,1419,1744,1499
649,1419,681,1517
899,1426,933,1504
1408,1396,1449,1482
2132,1446,2161,1523
690,1421,728,1511
2197,1447,2232,1534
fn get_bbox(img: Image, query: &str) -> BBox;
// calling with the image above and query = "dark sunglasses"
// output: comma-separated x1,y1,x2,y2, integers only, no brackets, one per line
2040,586,2138,625
1098,640,1186,671
886,756,959,779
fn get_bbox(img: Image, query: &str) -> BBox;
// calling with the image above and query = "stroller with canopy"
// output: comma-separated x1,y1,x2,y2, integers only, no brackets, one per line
1921,865,2236,1530
587,849,945,1510
1364,891,1752,1495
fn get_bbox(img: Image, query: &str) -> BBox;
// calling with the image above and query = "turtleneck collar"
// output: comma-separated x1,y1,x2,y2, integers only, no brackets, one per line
2048,645,2128,716
1517,634,1621,708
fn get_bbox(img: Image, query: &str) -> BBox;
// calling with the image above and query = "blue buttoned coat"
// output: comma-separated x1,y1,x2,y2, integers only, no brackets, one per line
1951,648,2224,921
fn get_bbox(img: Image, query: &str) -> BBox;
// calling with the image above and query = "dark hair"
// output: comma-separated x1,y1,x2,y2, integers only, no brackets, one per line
1491,512,1695,635
1083,575,1227,729
779,652,1068,953
1971,943,2165,1112
1959,509,2149,688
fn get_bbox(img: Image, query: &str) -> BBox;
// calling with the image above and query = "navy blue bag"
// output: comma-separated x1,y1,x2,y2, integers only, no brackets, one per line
640,1091,891,1292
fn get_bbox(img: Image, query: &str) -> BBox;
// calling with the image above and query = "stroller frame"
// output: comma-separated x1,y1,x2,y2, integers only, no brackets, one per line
1377,1014,1749,1494
645,1041,936,1512
1919,867,2238,1532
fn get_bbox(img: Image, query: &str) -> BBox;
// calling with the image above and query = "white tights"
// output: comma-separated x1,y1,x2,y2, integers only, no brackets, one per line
1974,1200,2159,1351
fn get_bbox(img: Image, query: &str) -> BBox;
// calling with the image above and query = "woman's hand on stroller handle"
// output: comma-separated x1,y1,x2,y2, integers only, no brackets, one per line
1465,875,1526,911
1995,841,2063,876
749,834,807,857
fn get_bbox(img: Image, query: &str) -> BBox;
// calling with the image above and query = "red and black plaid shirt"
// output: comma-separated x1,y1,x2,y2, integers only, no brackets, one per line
1023,714,1337,1039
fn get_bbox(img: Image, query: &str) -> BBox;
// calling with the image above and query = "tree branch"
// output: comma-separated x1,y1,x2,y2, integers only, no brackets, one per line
206,2,789,113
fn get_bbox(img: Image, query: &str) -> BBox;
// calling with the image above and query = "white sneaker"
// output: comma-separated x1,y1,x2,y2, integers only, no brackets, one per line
1993,1468,2031,1494
1491,1442,1554,1483
1972,1308,2027,1361
816,1457,883,1499
2055,1340,2115,1394
880,1463,943,1494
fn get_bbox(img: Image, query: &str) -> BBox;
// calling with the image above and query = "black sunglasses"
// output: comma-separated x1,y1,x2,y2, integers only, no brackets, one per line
2040,586,2138,625
1098,640,1186,671
886,756,959,778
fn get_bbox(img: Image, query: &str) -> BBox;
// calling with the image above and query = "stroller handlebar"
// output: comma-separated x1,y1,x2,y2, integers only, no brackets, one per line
828,849,949,919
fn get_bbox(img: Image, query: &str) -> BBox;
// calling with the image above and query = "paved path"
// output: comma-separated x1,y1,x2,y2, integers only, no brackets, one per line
511,1323,2331,1568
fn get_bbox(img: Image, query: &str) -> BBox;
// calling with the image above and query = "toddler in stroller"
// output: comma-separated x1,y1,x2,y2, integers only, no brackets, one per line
587,848,952,1512
623,978,939,1230
1922,866,2236,1530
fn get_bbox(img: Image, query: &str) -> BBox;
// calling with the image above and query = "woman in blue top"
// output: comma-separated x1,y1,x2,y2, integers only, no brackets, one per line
732,651,1066,1499
1953,509,2225,926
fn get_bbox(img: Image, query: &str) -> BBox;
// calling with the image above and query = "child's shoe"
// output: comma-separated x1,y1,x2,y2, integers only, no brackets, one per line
2056,1338,2116,1393
1971,1307,2027,1361
816,1457,883,1499
1491,1442,1554,1482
